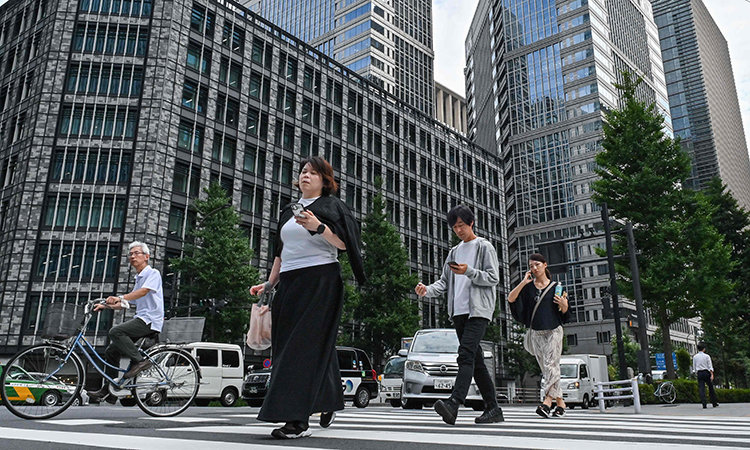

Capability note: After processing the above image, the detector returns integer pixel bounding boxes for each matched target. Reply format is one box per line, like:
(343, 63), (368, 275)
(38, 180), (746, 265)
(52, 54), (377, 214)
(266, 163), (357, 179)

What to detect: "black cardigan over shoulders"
(274, 195), (367, 285)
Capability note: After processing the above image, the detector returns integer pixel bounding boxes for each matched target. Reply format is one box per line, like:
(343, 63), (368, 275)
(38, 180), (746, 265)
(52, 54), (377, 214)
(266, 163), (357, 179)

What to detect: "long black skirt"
(257, 262), (345, 423)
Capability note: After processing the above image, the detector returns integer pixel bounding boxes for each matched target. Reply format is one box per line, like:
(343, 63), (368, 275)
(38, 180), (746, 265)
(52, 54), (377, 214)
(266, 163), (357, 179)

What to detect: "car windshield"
(384, 357), (405, 375)
(560, 364), (578, 378)
(411, 331), (459, 354)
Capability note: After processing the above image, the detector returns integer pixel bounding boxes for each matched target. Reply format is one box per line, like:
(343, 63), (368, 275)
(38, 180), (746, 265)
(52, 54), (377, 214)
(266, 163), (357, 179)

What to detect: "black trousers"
(104, 318), (152, 380)
(697, 370), (718, 406)
(450, 314), (498, 410)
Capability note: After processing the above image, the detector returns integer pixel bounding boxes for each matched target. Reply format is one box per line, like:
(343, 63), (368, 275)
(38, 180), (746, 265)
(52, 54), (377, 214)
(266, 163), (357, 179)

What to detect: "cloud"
(432, 0), (480, 96)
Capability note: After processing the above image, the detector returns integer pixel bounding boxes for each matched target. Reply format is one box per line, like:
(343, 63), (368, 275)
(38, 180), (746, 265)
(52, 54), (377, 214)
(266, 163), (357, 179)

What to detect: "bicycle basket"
(159, 317), (205, 344)
(41, 303), (85, 340)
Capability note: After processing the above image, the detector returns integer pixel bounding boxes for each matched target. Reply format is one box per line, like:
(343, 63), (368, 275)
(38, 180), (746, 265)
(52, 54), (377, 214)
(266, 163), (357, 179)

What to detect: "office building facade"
(467, 0), (699, 358)
(434, 81), (468, 136)
(651, 0), (750, 210)
(243, 0), (435, 115)
(0, 0), (510, 375)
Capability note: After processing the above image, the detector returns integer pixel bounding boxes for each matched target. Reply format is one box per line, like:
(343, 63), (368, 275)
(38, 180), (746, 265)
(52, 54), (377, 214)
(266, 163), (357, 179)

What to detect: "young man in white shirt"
(693, 342), (719, 408)
(88, 241), (164, 403)
(415, 205), (503, 425)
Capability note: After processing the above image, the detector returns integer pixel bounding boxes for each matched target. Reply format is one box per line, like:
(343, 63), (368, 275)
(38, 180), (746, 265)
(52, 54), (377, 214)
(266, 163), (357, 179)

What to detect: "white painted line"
(42, 419), (124, 426)
(0, 427), (312, 450)
(163, 425), (750, 450)
(140, 417), (230, 423)
(321, 415), (750, 435)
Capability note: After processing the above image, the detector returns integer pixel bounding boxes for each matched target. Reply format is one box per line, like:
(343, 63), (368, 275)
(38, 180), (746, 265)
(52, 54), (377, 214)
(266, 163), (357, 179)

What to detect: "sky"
(432, 0), (750, 142)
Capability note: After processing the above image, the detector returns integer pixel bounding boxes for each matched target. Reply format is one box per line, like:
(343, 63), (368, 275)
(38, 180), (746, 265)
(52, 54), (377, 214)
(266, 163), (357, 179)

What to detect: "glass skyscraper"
(467, 0), (699, 357)
(651, 0), (750, 210)
(243, 0), (435, 115)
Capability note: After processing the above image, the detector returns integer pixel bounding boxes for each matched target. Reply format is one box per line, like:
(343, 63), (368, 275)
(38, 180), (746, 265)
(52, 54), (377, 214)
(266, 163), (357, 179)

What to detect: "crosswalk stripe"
(0, 427), (312, 450)
(139, 417), (230, 423)
(163, 425), (750, 450)
(42, 419), (124, 426)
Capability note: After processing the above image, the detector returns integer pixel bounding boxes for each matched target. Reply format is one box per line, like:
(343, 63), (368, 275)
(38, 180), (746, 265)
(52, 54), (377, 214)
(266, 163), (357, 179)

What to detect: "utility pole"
(602, 203), (628, 381)
(626, 222), (651, 380)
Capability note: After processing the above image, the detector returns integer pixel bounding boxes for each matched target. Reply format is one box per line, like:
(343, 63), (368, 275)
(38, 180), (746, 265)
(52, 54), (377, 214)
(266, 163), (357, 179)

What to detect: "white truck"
(557, 354), (608, 409)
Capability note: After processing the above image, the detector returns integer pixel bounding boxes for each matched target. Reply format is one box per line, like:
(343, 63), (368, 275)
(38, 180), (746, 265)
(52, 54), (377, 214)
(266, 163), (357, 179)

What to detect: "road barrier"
(595, 378), (641, 413)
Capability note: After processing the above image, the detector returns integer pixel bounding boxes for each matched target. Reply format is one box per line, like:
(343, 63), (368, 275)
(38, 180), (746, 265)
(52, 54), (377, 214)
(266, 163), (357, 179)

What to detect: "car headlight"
(567, 382), (580, 389)
(404, 360), (425, 373)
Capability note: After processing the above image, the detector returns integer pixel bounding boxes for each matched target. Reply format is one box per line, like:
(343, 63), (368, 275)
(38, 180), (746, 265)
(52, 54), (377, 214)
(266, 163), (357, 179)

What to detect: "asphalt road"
(2, 402), (750, 450)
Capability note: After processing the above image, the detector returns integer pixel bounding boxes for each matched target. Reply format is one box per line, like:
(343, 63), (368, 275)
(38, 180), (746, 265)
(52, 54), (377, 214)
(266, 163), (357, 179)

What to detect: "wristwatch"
(316, 223), (326, 235)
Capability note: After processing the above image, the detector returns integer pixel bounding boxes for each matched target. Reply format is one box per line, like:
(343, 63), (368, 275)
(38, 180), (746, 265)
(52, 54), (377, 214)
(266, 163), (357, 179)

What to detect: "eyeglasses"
(128, 251), (145, 257)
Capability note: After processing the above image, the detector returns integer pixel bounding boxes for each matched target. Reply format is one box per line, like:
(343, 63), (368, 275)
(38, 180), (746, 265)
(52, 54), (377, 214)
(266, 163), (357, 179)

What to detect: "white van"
(184, 342), (244, 407)
(555, 354), (608, 409)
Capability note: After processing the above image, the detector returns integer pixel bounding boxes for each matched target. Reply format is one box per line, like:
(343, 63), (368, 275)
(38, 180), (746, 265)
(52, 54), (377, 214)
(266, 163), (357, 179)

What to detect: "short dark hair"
(697, 342), (706, 352)
(293, 156), (339, 196)
(447, 205), (475, 228)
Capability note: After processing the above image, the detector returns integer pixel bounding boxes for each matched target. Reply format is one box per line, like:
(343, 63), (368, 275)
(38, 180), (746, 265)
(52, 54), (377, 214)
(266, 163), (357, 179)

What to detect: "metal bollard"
(597, 383), (605, 413)
(631, 378), (641, 414)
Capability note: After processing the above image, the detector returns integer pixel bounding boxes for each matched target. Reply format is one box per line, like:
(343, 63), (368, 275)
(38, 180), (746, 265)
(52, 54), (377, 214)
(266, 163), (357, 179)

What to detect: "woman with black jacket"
(508, 253), (569, 418)
(250, 156), (366, 439)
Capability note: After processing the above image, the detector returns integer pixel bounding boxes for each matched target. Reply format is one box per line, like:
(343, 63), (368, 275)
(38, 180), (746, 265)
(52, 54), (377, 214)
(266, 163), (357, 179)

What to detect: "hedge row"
(638, 380), (750, 404)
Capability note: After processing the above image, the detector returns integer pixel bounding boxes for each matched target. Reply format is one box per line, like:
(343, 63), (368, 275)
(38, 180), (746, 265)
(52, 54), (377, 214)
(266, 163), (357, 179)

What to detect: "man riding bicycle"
(88, 241), (164, 404)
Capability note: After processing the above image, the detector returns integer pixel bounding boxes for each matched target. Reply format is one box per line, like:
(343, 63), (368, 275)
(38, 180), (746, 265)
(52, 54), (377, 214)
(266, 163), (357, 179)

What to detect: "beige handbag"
(247, 294), (272, 351)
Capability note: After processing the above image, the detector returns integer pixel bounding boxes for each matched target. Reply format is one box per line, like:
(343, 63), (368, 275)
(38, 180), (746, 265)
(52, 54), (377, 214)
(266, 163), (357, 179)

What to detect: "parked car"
(400, 328), (487, 411)
(184, 342), (243, 407)
(1, 364), (76, 407)
(380, 352), (406, 407)
(241, 346), (379, 408)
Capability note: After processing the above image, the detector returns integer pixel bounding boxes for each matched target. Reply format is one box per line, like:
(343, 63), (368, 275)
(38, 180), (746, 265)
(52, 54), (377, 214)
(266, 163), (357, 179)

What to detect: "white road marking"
(140, 416), (230, 423)
(42, 419), (124, 426)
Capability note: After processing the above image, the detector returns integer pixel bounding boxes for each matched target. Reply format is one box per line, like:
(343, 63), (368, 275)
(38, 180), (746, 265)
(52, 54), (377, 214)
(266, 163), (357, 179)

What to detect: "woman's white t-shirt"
(279, 196), (338, 273)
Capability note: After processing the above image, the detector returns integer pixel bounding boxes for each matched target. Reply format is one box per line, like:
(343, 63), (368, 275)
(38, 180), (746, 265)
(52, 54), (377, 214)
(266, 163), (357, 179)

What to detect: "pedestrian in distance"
(507, 253), (569, 418)
(693, 342), (719, 409)
(415, 205), (504, 425)
(87, 241), (164, 404)
(250, 156), (366, 439)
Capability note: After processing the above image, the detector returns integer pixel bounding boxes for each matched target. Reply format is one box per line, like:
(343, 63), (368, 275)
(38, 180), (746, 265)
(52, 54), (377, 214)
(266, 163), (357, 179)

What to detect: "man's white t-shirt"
(451, 238), (480, 317)
(133, 265), (164, 332)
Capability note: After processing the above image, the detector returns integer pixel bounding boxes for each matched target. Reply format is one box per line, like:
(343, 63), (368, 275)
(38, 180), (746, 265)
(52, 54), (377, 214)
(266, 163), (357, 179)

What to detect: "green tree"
(701, 178), (750, 387)
(592, 72), (734, 379)
(170, 182), (260, 343)
(339, 188), (420, 369)
(675, 348), (691, 379)
(610, 328), (639, 375)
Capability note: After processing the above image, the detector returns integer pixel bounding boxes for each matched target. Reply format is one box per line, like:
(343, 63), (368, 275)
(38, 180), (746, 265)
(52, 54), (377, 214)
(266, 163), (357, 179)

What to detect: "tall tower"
(651, 0), (750, 210)
(466, 0), (703, 357)
(244, 0), (435, 115)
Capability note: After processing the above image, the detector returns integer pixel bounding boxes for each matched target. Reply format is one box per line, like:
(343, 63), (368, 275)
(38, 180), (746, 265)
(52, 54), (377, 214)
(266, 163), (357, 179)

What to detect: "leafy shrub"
(639, 384), (656, 404)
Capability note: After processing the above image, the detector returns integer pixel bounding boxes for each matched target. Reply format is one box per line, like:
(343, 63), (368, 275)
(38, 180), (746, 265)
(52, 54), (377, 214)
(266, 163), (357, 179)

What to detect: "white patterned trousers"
(530, 325), (564, 399)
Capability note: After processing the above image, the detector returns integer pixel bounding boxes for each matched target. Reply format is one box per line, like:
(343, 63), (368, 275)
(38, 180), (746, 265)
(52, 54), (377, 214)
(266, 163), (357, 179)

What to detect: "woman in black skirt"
(250, 156), (365, 439)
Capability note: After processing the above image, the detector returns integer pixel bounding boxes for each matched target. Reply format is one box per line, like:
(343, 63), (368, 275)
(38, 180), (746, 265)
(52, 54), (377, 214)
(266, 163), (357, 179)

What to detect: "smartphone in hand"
(448, 261), (459, 268)
(291, 203), (306, 218)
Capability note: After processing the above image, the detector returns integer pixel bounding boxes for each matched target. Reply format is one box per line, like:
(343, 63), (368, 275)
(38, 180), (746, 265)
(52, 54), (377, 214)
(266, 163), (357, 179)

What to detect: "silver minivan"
(401, 328), (486, 410)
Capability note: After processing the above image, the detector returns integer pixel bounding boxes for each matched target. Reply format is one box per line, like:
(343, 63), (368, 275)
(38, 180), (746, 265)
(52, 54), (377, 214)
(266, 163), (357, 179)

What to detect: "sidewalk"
(596, 402), (750, 417)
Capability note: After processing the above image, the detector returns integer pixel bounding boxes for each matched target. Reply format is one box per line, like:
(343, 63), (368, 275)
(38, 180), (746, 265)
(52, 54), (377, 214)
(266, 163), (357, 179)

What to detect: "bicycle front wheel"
(662, 382), (676, 404)
(133, 348), (200, 417)
(0, 343), (83, 420)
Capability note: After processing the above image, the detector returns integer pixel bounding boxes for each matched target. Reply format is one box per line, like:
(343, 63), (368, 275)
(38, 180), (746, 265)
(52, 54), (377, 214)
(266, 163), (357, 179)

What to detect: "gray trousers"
(529, 326), (564, 399)
(103, 318), (152, 380)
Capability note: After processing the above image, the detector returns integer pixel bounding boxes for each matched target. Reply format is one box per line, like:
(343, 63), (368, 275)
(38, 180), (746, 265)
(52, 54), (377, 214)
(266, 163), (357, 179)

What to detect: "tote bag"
(247, 294), (272, 351)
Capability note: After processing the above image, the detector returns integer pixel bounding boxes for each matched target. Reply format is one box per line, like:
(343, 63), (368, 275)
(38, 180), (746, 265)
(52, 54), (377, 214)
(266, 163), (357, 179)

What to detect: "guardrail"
(595, 378), (641, 413)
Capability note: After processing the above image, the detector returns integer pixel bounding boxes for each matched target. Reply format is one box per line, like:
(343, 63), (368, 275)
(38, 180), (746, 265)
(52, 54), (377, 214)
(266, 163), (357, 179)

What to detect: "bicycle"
(0, 299), (200, 420)
(653, 380), (676, 404)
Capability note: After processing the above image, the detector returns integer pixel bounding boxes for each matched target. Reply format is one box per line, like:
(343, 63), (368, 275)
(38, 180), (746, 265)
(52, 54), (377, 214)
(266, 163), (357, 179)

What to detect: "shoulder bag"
(523, 281), (557, 355)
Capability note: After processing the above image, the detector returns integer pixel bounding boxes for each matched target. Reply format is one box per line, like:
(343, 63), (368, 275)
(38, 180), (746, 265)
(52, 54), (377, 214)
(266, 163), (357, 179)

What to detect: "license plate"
(434, 379), (454, 390)
(249, 387), (258, 394)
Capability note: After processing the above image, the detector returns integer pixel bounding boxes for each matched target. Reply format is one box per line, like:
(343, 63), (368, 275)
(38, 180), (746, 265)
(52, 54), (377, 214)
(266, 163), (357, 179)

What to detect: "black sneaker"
(434, 398), (459, 425)
(536, 404), (551, 418)
(552, 406), (566, 417)
(475, 407), (505, 423)
(320, 411), (336, 428)
(713, 403), (719, 408)
(271, 422), (311, 439)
